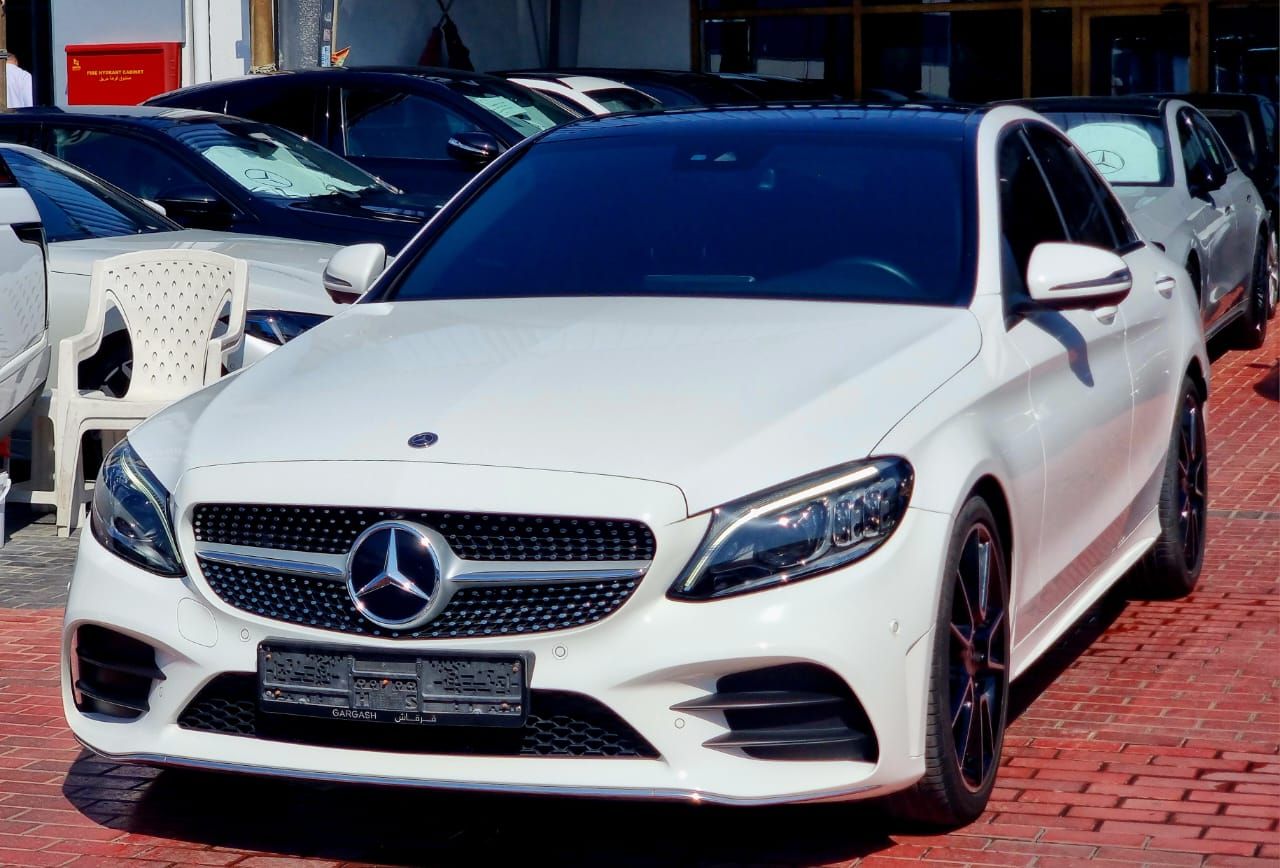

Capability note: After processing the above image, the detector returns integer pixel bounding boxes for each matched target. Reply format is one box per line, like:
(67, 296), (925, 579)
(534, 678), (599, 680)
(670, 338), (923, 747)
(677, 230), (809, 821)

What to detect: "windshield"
(590, 88), (662, 114)
(3, 147), (178, 243)
(383, 128), (974, 306)
(1041, 112), (1172, 186)
(442, 78), (577, 136)
(167, 120), (384, 200)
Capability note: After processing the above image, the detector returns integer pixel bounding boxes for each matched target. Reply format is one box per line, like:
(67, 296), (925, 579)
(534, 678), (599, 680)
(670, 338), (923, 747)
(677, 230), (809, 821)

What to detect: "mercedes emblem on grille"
(407, 431), (439, 448)
(346, 521), (442, 629)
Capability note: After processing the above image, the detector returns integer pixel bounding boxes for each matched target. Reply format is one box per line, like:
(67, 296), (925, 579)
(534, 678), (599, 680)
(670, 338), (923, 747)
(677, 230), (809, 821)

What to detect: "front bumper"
(62, 464), (950, 806)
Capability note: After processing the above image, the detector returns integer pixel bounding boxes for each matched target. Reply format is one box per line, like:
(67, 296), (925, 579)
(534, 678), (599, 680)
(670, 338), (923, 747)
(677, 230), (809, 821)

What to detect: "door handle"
(1155, 274), (1177, 298)
(1094, 305), (1119, 324)
(1223, 203), (1236, 215)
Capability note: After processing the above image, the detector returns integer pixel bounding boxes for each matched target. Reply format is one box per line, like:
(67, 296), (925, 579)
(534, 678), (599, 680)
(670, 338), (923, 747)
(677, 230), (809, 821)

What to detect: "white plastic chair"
(53, 250), (248, 535)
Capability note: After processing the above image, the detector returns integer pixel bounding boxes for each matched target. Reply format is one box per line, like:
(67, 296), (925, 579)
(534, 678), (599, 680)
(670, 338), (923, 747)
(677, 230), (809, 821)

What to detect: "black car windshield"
(384, 127), (973, 306)
(167, 120), (385, 199)
(1040, 112), (1172, 186)
(440, 77), (578, 136)
(3, 147), (179, 243)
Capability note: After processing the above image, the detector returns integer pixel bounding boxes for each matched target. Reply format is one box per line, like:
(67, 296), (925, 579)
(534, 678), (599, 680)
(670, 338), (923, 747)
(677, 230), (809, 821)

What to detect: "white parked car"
(0, 156), (47, 438)
(0, 144), (355, 395)
(504, 74), (662, 116)
(1021, 97), (1273, 347)
(63, 106), (1208, 825)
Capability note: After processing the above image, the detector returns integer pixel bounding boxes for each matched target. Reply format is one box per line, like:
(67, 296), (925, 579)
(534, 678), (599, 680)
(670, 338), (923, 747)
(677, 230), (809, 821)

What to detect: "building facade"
(18, 0), (1279, 107)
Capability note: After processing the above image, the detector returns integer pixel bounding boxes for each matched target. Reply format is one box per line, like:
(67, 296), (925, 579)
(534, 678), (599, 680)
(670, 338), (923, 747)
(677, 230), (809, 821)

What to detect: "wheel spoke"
(955, 568), (978, 634)
(950, 621), (973, 647)
(952, 677), (975, 731)
(976, 541), (991, 622)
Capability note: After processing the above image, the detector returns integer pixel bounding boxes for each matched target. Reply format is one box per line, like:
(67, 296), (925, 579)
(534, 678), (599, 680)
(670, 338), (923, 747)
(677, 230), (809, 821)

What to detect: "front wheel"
(886, 496), (1010, 827)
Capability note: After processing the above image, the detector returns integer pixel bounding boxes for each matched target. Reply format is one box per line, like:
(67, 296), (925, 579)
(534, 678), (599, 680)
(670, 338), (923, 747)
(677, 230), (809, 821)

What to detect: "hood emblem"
(408, 432), (439, 448)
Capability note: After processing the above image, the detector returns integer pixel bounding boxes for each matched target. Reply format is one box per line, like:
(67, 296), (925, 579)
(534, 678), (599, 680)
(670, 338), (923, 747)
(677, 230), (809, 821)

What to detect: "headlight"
(244, 310), (330, 345)
(90, 441), (183, 577)
(669, 458), (913, 601)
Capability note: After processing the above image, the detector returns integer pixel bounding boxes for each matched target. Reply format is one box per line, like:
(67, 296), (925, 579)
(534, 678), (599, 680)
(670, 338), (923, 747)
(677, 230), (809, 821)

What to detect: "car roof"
(0, 105), (229, 126)
(538, 104), (981, 144)
(1142, 92), (1271, 111)
(1010, 96), (1170, 117)
(148, 66), (515, 102)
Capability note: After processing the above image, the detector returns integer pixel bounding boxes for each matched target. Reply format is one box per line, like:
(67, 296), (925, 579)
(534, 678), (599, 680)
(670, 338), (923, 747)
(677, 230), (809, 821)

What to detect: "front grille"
(199, 559), (642, 639)
(180, 674), (659, 758)
(193, 503), (656, 561)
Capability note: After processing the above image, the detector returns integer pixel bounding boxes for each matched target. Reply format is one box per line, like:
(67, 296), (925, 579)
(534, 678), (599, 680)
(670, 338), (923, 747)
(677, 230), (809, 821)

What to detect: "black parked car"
(0, 107), (441, 252)
(147, 67), (577, 197)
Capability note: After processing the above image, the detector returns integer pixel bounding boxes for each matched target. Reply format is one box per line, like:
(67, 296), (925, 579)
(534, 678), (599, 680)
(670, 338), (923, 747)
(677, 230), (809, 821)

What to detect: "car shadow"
(63, 751), (901, 866)
(1250, 361), (1278, 402)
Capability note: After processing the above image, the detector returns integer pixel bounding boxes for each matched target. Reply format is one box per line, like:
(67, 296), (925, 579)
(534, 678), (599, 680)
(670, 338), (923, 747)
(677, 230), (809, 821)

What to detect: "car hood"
(132, 297), (982, 514)
(47, 230), (343, 316)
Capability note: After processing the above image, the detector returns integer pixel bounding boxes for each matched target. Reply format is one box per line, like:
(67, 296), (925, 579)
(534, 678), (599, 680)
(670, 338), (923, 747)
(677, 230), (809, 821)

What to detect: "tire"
(1266, 231), (1277, 321)
(1130, 377), (1207, 599)
(1235, 238), (1269, 349)
(886, 496), (1010, 827)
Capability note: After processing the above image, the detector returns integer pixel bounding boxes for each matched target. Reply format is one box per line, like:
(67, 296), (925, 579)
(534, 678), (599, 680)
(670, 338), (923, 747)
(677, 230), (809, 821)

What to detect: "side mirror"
(323, 243), (387, 304)
(447, 131), (503, 167)
(1026, 242), (1132, 310)
(1187, 162), (1225, 199)
(154, 185), (234, 228)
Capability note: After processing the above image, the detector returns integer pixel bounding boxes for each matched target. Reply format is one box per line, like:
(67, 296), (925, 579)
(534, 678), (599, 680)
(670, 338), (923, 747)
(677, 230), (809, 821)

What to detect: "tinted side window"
(225, 83), (323, 143)
(342, 88), (479, 160)
(1189, 110), (1234, 172)
(0, 123), (41, 147)
(998, 129), (1068, 289)
(1024, 124), (1117, 249)
(48, 127), (206, 201)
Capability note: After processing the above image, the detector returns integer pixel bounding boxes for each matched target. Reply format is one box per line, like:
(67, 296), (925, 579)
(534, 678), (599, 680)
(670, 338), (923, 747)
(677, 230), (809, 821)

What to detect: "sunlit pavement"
(0, 327), (1275, 867)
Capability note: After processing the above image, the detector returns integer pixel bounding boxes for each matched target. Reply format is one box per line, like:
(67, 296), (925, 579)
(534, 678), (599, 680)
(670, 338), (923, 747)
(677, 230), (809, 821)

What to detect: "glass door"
(1084, 7), (1197, 95)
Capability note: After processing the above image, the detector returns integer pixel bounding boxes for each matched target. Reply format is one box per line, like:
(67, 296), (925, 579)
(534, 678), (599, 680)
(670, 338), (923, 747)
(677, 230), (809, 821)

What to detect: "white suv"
(0, 156), (47, 439)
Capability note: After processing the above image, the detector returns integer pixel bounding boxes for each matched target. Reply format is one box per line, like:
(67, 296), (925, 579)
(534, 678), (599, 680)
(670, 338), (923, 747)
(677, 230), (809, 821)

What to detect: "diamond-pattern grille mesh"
(179, 674), (659, 758)
(192, 504), (656, 561)
(198, 559), (642, 640)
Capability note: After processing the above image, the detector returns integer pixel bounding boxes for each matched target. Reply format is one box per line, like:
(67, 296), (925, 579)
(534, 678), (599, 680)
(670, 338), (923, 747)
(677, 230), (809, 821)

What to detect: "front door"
(1084, 7), (1198, 95)
(997, 123), (1136, 639)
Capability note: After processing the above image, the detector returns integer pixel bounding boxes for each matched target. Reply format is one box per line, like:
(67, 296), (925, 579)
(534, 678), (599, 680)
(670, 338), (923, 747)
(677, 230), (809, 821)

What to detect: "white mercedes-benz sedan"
(62, 105), (1209, 825)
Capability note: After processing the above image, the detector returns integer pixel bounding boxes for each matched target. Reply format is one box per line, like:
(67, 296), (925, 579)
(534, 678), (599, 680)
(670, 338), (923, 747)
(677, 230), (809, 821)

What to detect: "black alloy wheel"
(948, 524), (1009, 793)
(887, 496), (1010, 827)
(1237, 239), (1269, 349)
(1175, 390), (1208, 573)
(1131, 376), (1207, 599)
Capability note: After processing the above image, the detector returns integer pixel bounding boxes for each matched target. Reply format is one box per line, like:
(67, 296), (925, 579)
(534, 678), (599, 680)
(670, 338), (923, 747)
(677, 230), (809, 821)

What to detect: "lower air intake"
(180, 674), (659, 759)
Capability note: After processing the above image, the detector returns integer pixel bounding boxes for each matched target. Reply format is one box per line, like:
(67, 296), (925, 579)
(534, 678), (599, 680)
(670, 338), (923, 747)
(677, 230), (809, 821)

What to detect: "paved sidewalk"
(0, 330), (1275, 866)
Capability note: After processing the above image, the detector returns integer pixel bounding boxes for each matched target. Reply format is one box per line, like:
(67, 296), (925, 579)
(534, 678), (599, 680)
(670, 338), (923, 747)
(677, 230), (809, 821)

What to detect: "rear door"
(336, 84), (484, 197)
(0, 152), (48, 435)
(1175, 107), (1239, 330)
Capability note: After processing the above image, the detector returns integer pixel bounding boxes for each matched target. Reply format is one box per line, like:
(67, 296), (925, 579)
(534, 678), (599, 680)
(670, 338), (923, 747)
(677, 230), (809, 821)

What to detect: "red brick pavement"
(0, 332), (1274, 866)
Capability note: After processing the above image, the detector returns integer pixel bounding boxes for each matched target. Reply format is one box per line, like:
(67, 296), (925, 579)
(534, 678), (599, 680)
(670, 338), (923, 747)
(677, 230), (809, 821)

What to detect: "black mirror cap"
(1188, 163), (1226, 199)
(447, 132), (503, 166)
(154, 185), (234, 228)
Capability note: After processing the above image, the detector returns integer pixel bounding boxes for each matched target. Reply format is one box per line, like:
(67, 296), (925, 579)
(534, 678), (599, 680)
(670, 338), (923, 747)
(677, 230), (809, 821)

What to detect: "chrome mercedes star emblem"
(345, 521), (441, 629)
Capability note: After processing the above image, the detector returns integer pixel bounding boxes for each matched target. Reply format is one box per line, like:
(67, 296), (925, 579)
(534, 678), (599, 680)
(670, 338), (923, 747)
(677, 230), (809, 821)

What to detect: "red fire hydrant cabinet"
(65, 42), (182, 105)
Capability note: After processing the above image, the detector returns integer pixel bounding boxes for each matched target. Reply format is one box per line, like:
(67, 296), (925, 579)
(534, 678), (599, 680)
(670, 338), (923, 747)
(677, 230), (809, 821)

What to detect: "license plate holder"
(257, 642), (530, 728)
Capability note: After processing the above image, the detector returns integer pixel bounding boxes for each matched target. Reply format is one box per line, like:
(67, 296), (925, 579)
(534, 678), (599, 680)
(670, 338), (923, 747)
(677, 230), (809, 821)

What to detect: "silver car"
(1020, 96), (1273, 348)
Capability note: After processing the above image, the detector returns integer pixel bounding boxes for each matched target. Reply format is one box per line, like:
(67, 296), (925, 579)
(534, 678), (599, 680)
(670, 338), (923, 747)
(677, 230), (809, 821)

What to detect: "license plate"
(257, 642), (530, 727)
